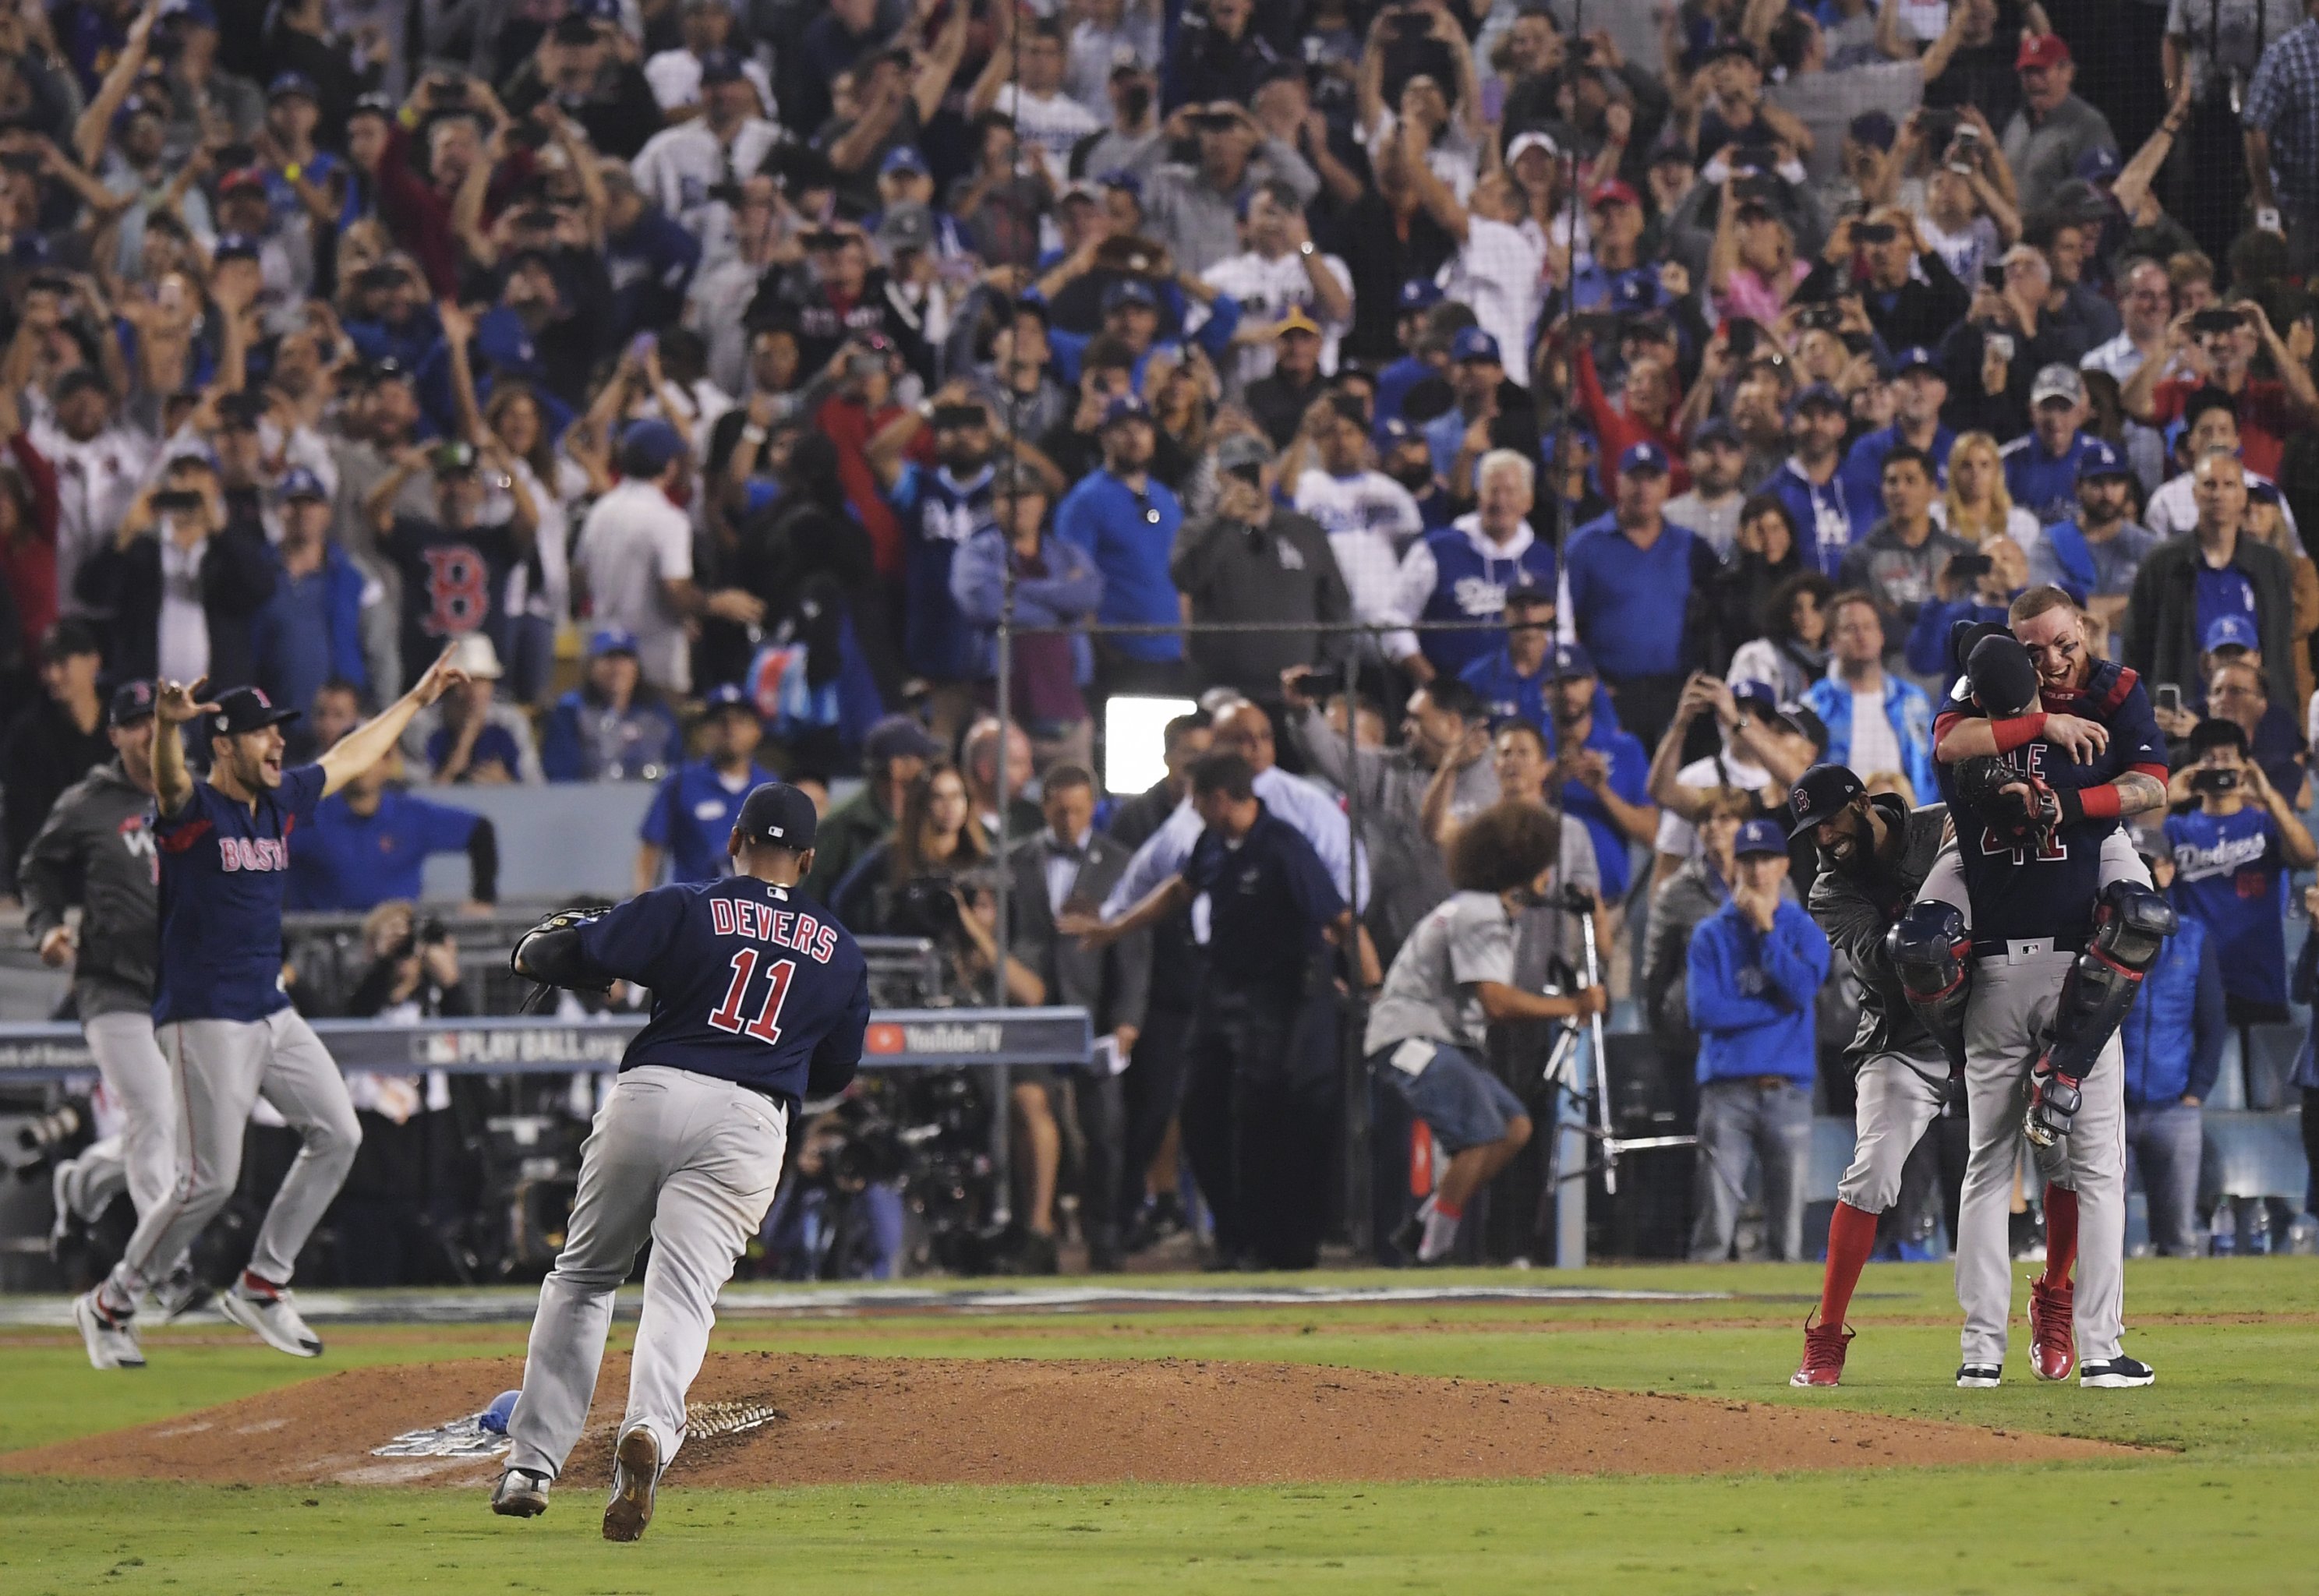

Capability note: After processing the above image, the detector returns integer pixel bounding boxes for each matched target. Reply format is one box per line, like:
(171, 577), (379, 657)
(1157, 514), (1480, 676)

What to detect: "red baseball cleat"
(1791, 1318), (1855, 1387)
(2029, 1276), (2075, 1382)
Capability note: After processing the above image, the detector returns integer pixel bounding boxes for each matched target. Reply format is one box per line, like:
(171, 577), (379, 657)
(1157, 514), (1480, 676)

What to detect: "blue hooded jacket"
(1686, 897), (1829, 1087)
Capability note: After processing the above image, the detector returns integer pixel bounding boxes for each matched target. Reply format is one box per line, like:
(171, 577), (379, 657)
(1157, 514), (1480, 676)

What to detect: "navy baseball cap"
(1504, 574), (1554, 607)
(208, 685), (299, 736)
(2077, 146), (2123, 185)
(864, 713), (940, 764)
(1378, 415), (1417, 443)
(881, 145), (928, 176)
(2076, 438), (2130, 482)
(39, 617), (100, 662)
(1891, 344), (1939, 376)
(1095, 168), (1143, 200)
(1101, 394), (1153, 427)
(268, 70), (319, 102)
(2203, 613), (2259, 654)
(1398, 278), (1444, 312)
(1848, 110), (1897, 152)
(697, 48), (747, 86)
(589, 626), (640, 659)
(1786, 764), (1865, 837)
(213, 233), (261, 263)
(1690, 416), (1742, 450)
(618, 418), (685, 476)
(1610, 274), (1662, 316)
(1619, 440), (1670, 476)
(1734, 816), (1789, 857)
(734, 782), (818, 852)
(1451, 327), (1503, 364)
(1101, 278), (1158, 313)
(1788, 380), (1847, 418)
(431, 440), (480, 476)
(1966, 632), (2041, 716)
(2253, 478), (2284, 506)
(700, 682), (757, 720)
(109, 679), (157, 726)
(276, 467), (328, 503)
(1547, 641), (1596, 680)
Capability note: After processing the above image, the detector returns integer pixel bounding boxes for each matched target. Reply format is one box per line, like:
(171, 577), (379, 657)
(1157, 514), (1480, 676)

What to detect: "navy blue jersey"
(1934, 660), (2169, 948)
(2165, 807), (2289, 1010)
(577, 877), (871, 1101)
(891, 461), (997, 683)
(153, 764), (323, 1025)
(1184, 807), (1347, 996)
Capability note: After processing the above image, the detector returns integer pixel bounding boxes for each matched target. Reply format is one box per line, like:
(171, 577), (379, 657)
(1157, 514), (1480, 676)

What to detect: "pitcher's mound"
(2, 1354), (2131, 1488)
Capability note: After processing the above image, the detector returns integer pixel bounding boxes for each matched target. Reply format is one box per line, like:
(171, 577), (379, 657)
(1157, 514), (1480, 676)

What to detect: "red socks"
(2041, 1185), (2078, 1285)
(1816, 1202), (1880, 1326)
(1433, 1195), (1463, 1222)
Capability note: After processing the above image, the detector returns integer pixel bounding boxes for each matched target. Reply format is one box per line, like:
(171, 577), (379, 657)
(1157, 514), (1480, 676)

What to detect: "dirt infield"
(2, 1354), (2133, 1489)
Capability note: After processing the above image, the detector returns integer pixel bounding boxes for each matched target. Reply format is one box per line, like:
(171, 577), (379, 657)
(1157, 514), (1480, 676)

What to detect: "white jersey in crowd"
(1363, 890), (1517, 1056)
(1293, 467), (1424, 637)
(31, 418), (154, 615)
(631, 117), (788, 261)
(644, 48), (777, 118)
(574, 478), (696, 694)
(2145, 468), (2297, 540)
(990, 83), (1105, 166)
(1382, 514), (1542, 662)
(1200, 247), (1353, 390)
(1437, 215), (1544, 388)
(1653, 750), (1776, 862)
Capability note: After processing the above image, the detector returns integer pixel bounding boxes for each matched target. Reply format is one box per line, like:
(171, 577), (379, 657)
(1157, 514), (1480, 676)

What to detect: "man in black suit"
(1009, 764), (1151, 1272)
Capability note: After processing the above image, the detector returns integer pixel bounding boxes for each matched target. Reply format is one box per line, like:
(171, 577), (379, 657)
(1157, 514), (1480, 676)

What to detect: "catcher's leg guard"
(2025, 880), (2178, 1147)
(1886, 901), (1973, 1073)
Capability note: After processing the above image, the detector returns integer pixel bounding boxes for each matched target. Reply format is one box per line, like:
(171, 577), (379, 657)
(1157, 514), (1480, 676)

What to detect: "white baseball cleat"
(602, 1425), (661, 1543)
(152, 1262), (214, 1322)
(492, 1468), (551, 1518)
(72, 1289), (145, 1371)
(2079, 1356), (2156, 1389)
(1955, 1363), (2002, 1389)
(217, 1279), (322, 1358)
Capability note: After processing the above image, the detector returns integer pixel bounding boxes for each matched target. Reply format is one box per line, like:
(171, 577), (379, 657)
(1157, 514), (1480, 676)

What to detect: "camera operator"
(334, 899), (479, 1287)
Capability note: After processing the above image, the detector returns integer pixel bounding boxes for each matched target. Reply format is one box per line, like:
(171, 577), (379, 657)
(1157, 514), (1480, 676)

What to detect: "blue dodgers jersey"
(641, 759), (781, 884)
(153, 764), (324, 1025)
(1933, 661), (2168, 948)
(2165, 808), (2289, 1009)
(578, 877), (871, 1100)
(892, 461), (996, 682)
(288, 789), (478, 911)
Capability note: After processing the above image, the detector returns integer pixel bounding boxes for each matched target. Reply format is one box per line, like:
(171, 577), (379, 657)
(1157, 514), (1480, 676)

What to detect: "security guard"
(633, 684), (780, 893)
(1073, 750), (1373, 1269)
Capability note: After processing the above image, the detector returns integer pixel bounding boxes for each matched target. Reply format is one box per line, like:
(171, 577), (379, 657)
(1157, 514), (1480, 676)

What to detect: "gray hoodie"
(19, 760), (158, 1018)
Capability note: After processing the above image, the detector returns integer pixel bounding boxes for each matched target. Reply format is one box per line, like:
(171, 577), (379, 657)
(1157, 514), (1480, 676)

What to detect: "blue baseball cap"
(1891, 344), (1939, 376)
(734, 782), (818, 851)
(2202, 613), (2260, 654)
(275, 467), (327, 503)
(697, 48), (747, 86)
(1732, 679), (1781, 719)
(1378, 415), (1417, 443)
(1690, 416), (1742, 450)
(213, 233), (260, 263)
(1618, 440), (1670, 476)
(617, 418), (685, 477)
(1101, 277), (1158, 313)
(267, 71), (320, 103)
(1101, 394), (1153, 427)
(2252, 478), (2283, 506)
(1096, 168), (1143, 200)
(880, 145), (928, 176)
(1398, 278), (1444, 312)
(1734, 816), (1790, 857)
(567, 0), (621, 19)
(1848, 110), (1897, 152)
(2077, 146), (2123, 185)
(1451, 327), (1502, 364)
(700, 681), (758, 719)
(1547, 641), (1596, 681)
(589, 626), (640, 659)
(1610, 274), (1662, 316)
(162, 0), (219, 28)
(2076, 438), (2130, 482)
(1788, 381), (1847, 418)
(1504, 573), (1554, 608)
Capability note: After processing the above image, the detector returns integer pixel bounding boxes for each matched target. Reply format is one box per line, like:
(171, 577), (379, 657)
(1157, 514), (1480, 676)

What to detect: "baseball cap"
(267, 70), (319, 103)
(447, 632), (504, 680)
(216, 166), (267, 196)
(1378, 415), (1417, 444)
(1786, 764), (1865, 837)
(207, 685), (299, 736)
(349, 91), (396, 122)
(1101, 278), (1159, 314)
(1214, 432), (1274, 473)
(2252, 478), (2283, 506)
(365, 355), (413, 388)
(108, 679), (157, 727)
(212, 233), (261, 263)
(1547, 641), (1596, 681)
(734, 782), (819, 852)
(696, 48), (747, 86)
(880, 145), (928, 177)
(40, 617), (101, 662)
(1095, 168), (1143, 200)
(1619, 440), (1670, 476)
(864, 712), (941, 765)
(589, 626), (641, 659)
(1788, 380), (1847, 418)
(1690, 416), (1742, 450)
(617, 418), (685, 477)
(1504, 573), (1554, 608)
(276, 467), (328, 503)
(1847, 111), (1897, 153)
(1101, 394), (1153, 427)
(1589, 179), (1642, 211)
(1731, 680), (1782, 722)
(1275, 307), (1322, 341)
(1966, 632), (2041, 716)
(1734, 816), (1789, 858)
(1609, 274), (1662, 317)
(2031, 363), (2085, 407)
(1451, 327), (1503, 364)
(161, 0), (219, 28)
(431, 440), (480, 476)
(2077, 146), (2123, 185)
(2076, 438), (2130, 482)
(1505, 130), (1561, 165)
(1890, 344), (1940, 376)
(2016, 33), (2070, 71)
(699, 681), (758, 719)
(1397, 278), (1444, 312)
(2203, 613), (2260, 654)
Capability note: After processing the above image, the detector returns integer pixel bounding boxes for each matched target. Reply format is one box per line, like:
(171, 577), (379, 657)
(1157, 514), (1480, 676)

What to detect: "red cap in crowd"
(2016, 34), (2070, 71)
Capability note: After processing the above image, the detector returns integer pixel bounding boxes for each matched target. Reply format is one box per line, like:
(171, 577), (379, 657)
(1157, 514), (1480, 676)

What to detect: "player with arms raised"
(490, 783), (870, 1543)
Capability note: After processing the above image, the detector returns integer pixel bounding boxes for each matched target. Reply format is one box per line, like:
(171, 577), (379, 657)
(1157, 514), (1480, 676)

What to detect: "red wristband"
(2076, 783), (2122, 821)
(1990, 712), (2047, 753)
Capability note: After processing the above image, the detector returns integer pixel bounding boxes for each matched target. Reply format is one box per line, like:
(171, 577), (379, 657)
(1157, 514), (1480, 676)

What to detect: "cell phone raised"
(151, 489), (205, 514)
(1297, 666), (1348, 697)
(2154, 683), (2183, 717)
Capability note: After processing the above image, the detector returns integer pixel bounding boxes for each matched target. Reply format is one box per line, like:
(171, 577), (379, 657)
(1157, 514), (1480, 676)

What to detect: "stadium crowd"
(10, 0), (2319, 1277)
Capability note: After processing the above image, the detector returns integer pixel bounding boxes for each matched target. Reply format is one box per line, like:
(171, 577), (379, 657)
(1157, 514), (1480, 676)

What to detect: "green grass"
(5, 1260), (2318, 1594)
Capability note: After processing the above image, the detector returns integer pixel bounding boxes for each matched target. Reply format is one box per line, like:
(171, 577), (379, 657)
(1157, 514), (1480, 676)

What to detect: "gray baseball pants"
(102, 1010), (360, 1305)
(1836, 1051), (1950, 1214)
(507, 1066), (790, 1482)
(62, 1012), (179, 1222)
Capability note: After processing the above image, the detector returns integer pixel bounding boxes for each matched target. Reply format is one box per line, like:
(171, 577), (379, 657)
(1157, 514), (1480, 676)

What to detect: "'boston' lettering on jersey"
(708, 896), (839, 962)
(219, 837), (292, 873)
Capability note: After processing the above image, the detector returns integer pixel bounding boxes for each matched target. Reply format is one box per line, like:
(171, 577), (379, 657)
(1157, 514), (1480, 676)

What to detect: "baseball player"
(20, 680), (205, 1316)
(1900, 604), (2171, 1389)
(69, 648), (469, 1372)
(1786, 762), (1960, 1387)
(489, 783), (869, 1543)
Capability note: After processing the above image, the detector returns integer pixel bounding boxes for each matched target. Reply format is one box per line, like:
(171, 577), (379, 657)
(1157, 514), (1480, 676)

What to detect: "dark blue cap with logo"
(1788, 380), (1847, 418)
(109, 678), (157, 726)
(1101, 277), (1158, 313)
(589, 626), (640, 659)
(1619, 440), (1670, 476)
(208, 684), (300, 736)
(1787, 763), (1865, 837)
(698, 48), (747, 85)
(700, 681), (758, 719)
(1734, 816), (1790, 857)
(1732, 679), (1781, 719)
(1547, 641), (1596, 680)
(2076, 438), (2130, 482)
(881, 144), (928, 176)
(1398, 278), (1444, 312)
(276, 467), (328, 502)
(268, 71), (319, 102)
(1096, 168), (1143, 199)
(735, 782), (818, 851)
(1610, 274), (1662, 316)
(1890, 344), (1939, 376)
(1101, 394), (1153, 427)
(1451, 327), (1502, 364)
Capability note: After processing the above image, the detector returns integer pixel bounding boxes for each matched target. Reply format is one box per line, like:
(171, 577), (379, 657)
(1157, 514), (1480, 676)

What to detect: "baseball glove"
(510, 906), (610, 1004)
(1950, 756), (2056, 846)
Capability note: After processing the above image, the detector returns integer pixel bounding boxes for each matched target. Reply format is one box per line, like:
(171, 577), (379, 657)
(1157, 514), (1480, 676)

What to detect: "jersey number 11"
(708, 949), (797, 1046)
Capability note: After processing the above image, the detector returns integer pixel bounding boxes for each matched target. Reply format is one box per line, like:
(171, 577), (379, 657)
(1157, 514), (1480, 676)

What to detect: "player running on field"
(1786, 763), (1967, 1387)
(70, 648), (470, 1372)
(490, 783), (870, 1543)
(1908, 603), (2172, 1389)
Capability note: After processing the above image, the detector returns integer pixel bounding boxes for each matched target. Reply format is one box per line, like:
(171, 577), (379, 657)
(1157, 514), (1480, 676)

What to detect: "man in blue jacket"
(249, 469), (380, 740)
(1687, 816), (1831, 1262)
(2120, 828), (2224, 1258)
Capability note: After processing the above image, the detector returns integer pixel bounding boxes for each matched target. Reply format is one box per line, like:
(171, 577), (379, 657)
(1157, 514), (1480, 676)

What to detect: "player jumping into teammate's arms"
(490, 783), (869, 1542)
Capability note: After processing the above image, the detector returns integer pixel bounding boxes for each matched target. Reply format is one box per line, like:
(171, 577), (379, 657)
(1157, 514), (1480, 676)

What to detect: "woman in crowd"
(1727, 569), (1832, 705)
(1711, 196), (1807, 328)
(1939, 429), (2038, 547)
(1705, 495), (1806, 679)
